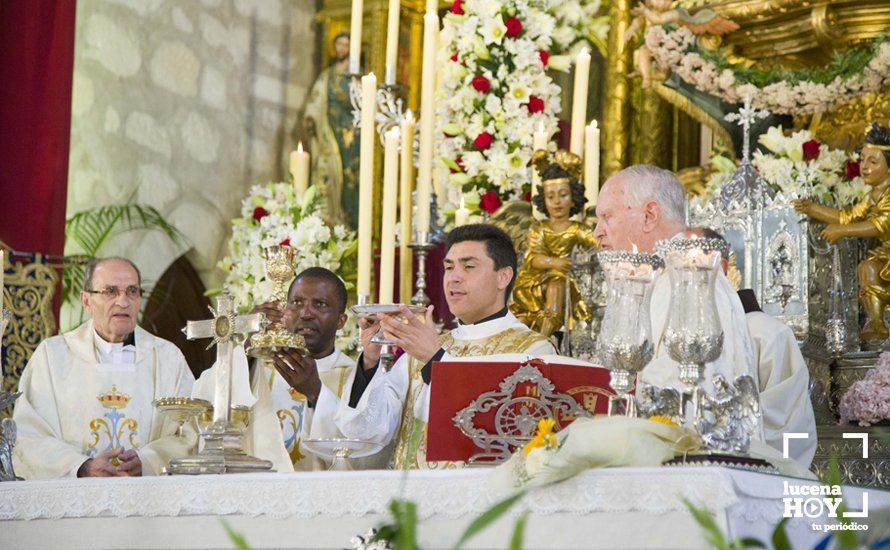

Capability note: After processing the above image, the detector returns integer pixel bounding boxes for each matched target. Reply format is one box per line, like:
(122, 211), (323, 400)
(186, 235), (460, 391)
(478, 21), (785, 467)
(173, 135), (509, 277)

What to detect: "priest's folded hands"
(377, 305), (439, 365)
(76, 448), (141, 477)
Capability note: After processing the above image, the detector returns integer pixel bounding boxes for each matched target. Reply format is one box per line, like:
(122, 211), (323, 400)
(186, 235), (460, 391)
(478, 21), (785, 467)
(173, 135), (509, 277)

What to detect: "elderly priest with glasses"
(12, 257), (195, 479)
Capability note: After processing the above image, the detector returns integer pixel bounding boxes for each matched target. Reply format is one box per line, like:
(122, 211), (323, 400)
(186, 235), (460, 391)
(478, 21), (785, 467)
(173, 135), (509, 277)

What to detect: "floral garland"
(645, 25), (890, 116)
(699, 126), (869, 208)
(436, 0), (608, 220)
(218, 183), (360, 353)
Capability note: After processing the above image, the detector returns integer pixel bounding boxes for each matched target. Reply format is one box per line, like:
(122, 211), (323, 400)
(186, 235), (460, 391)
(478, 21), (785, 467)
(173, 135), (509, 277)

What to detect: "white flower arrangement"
(218, 183), (361, 353)
(436, 0), (608, 217)
(645, 25), (890, 116)
(700, 126), (870, 208)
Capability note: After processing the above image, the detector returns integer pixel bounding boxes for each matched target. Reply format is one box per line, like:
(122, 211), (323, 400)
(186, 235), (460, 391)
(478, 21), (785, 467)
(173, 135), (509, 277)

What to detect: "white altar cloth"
(0, 467), (885, 549)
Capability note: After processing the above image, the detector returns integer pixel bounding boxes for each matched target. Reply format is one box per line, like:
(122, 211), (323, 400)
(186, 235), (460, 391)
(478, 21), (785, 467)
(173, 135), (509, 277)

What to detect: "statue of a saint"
(794, 123), (890, 340)
(303, 32), (361, 228)
(510, 150), (600, 337)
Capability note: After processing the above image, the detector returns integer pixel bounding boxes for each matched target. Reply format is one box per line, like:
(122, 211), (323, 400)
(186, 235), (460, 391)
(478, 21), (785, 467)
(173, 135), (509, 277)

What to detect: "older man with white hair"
(594, 165), (759, 408)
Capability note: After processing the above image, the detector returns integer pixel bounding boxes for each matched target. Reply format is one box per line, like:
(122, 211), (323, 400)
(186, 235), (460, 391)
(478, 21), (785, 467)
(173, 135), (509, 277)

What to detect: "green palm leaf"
(66, 204), (184, 256)
(62, 204), (187, 308)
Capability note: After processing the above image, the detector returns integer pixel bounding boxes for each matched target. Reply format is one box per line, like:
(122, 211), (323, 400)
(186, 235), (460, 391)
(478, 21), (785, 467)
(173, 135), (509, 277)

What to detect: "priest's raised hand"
(270, 348), (322, 407)
(251, 301), (285, 326)
(378, 305), (439, 364)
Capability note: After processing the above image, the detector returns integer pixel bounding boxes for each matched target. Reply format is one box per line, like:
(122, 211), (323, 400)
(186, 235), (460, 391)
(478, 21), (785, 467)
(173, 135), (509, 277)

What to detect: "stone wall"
(65, 0), (316, 328)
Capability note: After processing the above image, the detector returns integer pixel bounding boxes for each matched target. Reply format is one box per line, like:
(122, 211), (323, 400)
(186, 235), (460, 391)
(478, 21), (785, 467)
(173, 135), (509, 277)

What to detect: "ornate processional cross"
(169, 293), (272, 474)
(724, 94), (770, 163)
(182, 294), (265, 425)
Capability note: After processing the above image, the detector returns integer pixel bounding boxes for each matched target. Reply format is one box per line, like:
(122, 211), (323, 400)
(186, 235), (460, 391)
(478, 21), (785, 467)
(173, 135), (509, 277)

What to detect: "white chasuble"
(747, 311), (817, 468)
(251, 348), (355, 470)
(12, 321), (195, 479)
(334, 312), (555, 470)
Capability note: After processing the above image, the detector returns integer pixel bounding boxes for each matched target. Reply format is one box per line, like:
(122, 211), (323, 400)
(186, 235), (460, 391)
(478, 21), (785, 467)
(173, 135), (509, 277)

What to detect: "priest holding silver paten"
(337, 224), (556, 469)
(12, 258), (195, 479)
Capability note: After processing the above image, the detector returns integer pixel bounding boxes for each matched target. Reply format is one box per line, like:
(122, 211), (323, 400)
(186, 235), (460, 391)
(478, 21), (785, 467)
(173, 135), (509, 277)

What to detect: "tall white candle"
(357, 72), (377, 298)
(349, 0), (364, 74)
(584, 120), (600, 206)
(570, 48), (591, 156)
(455, 196), (471, 227)
(531, 122), (547, 201)
(384, 0), (401, 85)
(290, 142), (310, 201)
(415, 9), (439, 234)
(379, 127), (400, 304)
(399, 111), (415, 303)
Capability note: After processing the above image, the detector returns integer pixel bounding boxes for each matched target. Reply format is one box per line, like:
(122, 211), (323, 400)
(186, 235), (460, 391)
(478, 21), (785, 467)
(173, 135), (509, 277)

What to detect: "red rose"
(473, 132), (493, 150)
(472, 75), (491, 93)
(845, 160), (861, 180)
(451, 0), (463, 14)
(252, 206), (269, 221)
(527, 96), (544, 113)
(522, 191), (532, 202)
(538, 50), (549, 66)
(279, 238), (291, 246)
(480, 191), (502, 214)
(504, 17), (522, 37)
(802, 140), (821, 162)
(450, 53), (459, 62)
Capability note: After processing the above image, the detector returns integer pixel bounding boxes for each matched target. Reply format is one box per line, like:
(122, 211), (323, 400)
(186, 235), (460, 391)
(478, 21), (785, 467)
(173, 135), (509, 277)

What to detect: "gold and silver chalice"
(247, 245), (308, 358)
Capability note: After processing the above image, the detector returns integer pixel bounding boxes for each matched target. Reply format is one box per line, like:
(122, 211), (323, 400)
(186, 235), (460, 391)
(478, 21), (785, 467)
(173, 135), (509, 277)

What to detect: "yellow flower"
(523, 418), (557, 455)
(648, 415), (678, 427)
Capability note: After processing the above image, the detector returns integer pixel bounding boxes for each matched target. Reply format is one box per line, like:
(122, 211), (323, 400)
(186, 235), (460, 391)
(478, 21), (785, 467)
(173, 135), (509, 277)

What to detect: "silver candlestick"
(657, 237), (727, 430)
(409, 231), (436, 307)
(0, 310), (21, 482)
(596, 251), (663, 417)
(348, 74), (408, 145)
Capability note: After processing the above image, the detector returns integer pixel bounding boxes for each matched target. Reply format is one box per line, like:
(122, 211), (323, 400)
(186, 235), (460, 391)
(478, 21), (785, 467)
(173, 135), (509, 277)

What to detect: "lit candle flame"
(297, 141), (304, 153)
(631, 243), (638, 253)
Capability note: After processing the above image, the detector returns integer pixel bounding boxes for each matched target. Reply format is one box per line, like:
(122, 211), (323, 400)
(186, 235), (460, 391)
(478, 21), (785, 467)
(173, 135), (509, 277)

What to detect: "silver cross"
(183, 294), (265, 424)
(724, 94), (770, 163)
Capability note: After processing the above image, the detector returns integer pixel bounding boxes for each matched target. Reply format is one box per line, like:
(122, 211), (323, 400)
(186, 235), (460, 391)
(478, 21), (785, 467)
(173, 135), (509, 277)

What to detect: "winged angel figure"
(624, 0), (740, 88)
(490, 151), (599, 337)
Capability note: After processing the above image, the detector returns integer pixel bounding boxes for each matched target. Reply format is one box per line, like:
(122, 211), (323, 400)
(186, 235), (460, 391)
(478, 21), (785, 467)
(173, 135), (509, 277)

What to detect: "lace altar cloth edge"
(0, 466), (868, 522)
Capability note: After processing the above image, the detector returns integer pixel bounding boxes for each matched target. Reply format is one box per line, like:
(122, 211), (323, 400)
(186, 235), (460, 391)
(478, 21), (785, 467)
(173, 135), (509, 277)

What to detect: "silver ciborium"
(657, 237), (727, 430)
(596, 250), (663, 417)
(247, 246), (307, 358)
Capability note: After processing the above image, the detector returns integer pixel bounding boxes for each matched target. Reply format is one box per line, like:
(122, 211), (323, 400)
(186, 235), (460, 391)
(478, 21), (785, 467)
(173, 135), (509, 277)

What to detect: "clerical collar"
(458, 306), (509, 326)
(94, 329), (136, 350)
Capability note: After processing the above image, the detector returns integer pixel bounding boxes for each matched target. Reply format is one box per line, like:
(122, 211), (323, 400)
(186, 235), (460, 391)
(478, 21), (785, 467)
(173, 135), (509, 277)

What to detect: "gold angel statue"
(793, 123), (890, 340)
(509, 150), (599, 337)
(624, 0), (740, 88)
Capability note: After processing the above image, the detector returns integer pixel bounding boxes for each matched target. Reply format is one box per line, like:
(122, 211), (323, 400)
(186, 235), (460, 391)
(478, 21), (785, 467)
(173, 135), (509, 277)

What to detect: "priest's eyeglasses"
(84, 286), (144, 299)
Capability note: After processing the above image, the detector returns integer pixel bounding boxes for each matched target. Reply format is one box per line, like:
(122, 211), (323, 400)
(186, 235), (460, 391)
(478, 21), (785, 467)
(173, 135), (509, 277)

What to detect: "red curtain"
(0, 0), (76, 256)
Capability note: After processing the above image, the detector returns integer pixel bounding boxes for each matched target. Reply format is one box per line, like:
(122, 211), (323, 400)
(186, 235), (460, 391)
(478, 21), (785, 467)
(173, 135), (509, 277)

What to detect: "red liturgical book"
(426, 357), (615, 462)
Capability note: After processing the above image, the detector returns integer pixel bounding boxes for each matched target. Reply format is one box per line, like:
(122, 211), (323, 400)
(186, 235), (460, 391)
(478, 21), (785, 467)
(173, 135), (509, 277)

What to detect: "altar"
(1, 467), (886, 549)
